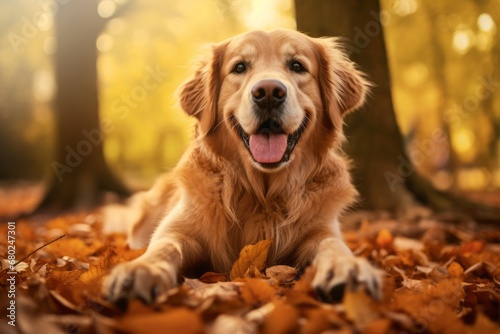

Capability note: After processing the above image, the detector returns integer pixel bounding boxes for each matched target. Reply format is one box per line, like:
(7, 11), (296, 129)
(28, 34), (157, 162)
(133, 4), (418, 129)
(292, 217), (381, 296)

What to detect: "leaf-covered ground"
(0, 188), (499, 333)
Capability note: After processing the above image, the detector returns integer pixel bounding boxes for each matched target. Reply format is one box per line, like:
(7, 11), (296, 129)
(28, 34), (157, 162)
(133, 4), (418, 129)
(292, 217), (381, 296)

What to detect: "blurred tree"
(36, 0), (129, 212)
(294, 0), (499, 218)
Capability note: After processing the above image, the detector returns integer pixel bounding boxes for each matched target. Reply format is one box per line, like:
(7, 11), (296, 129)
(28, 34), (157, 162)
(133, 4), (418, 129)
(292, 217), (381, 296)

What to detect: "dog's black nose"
(251, 80), (287, 110)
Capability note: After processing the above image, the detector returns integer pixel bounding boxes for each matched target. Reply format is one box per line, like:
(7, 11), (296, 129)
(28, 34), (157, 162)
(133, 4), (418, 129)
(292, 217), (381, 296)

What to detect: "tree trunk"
(36, 0), (129, 212)
(295, 0), (418, 210)
(294, 0), (499, 220)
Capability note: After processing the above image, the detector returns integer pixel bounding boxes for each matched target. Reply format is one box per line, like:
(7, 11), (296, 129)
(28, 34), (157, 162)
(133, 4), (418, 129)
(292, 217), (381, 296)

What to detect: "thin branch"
(14, 234), (66, 267)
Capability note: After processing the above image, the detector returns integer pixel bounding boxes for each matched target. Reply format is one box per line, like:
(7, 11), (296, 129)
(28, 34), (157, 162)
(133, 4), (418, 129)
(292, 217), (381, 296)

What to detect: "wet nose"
(251, 80), (287, 110)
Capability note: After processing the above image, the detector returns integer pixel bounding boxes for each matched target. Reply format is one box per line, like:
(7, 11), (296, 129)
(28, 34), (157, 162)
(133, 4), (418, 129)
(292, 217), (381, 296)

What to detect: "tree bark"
(294, 0), (500, 220)
(36, 0), (129, 212)
(295, 0), (418, 210)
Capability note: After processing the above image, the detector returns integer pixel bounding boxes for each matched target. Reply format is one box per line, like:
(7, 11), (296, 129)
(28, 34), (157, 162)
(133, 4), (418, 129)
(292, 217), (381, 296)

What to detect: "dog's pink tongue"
(249, 133), (287, 163)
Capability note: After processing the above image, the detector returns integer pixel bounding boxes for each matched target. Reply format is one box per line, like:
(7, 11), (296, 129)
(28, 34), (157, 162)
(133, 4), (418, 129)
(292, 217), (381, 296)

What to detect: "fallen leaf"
(230, 240), (271, 281)
(189, 281), (242, 302)
(301, 307), (345, 334)
(293, 266), (315, 294)
(49, 290), (80, 313)
(285, 290), (321, 308)
(376, 228), (393, 249)
(362, 318), (391, 334)
(460, 240), (485, 254)
(262, 302), (299, 334)
(199, 272), (228, 283)
(244, 302), (276, 327)
(265, 265), (297, 286)
(463, 261), (498, 277)
(393, 237), (424, 252)
(344, 288), (379, 328)
(241, 278), (277, 306)
(244, 265), (266, 279)
(210, 314), (255, 334)
(118, 308), (203, 334)
(14, 261), (29, 272)
(48, 238), (102, 260)
(79, 257), (109, 285)
(447, 261), (464, 277)
(468, 312), (500, 331)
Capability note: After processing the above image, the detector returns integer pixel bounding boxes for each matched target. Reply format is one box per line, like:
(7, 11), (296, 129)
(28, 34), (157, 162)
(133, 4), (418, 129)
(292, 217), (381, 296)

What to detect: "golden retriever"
(103, 29), (382, 308)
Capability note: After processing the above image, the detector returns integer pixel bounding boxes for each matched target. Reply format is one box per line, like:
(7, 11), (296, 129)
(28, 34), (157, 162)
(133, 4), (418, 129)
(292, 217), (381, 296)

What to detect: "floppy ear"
(178, 43), (225, 137)
(315, 37), (370, 131)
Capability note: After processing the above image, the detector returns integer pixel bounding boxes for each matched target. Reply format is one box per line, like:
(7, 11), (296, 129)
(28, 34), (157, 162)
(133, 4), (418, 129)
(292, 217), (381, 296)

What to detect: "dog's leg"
(102, 203), (200, 310)
(103, 239), (181, 310)
(309, 225), (382, 302)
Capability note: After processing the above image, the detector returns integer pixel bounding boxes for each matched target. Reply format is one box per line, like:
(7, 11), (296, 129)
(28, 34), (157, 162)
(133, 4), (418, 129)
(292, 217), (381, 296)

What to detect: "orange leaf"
(460, 240), (485, 254)
(362, 318), (392, 334)
(230, 240), (272, 281)
(344, 289), (379, 327)
(48, 237), (104, 260)
(118, 308), (203, 334)
(199, 272), (228, 283)
(376, 228), (393, 249)
(262, 302), (299, 334)
(244, 265), (266, 279)
(447, 261), (464, 277)
(47, 269), (85, 289)
(344, 287), (379, 328)
(293, 266), (316, 294)
(241, 278), (277, 305)
(301, 308), (344, 333)
(265, 265), (297, 286)
(79, 256), (110, 285)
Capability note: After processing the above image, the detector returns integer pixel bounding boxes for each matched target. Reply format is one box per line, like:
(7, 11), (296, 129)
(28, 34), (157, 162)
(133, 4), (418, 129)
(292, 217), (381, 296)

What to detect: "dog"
(103, 29), (382, 307)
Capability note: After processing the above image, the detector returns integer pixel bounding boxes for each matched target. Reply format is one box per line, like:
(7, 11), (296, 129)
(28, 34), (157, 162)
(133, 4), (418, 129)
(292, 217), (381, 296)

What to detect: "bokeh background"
(1, 0), (499, 193)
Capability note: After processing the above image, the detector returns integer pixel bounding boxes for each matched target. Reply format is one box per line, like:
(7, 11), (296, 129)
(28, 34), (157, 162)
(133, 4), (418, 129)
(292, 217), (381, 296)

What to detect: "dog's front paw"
(103, 259), (178, 311)
(311, 256), (382, 303)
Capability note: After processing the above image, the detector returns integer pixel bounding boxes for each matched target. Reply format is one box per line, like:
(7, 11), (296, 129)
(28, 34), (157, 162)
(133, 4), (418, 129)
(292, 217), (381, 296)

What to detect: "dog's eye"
(290, 61), (306, 73)
(232, 62), (247, 74)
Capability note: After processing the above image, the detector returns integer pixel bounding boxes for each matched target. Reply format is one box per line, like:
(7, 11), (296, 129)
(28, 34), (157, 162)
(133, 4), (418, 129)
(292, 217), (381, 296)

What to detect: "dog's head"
(179, 29), (369, 172)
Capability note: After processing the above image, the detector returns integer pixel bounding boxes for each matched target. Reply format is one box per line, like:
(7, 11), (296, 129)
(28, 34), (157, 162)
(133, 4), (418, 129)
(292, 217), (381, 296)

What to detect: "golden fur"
(103, 29), (381, 305)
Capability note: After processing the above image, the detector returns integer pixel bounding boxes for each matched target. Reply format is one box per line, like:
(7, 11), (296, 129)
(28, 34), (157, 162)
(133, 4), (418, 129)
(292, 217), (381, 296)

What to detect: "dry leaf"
(362, 318), (391, 334)
(460, 240), (485, 254)
(393, 236), (424, 252)
(199, 271), (228, 283)
(48, 238), (102, 260)
(262, 302), (299, 334)
(463, 261), (498, 276)
(285, 290), (321, 308)
(301, 308), (345, 334)
(244, 302), (276, 327)
(230, 240), (272, 281)
(3, 195), (500, 334)
(241, 278), (277, 306)
(79, 258), (109, 285)
(265, 265), (297, 286)
(447, 261), (464, 277)
(118, 308), (203, 334)
(244, 265), (266, 279)
(293, 266), (315, 294)
(469, 313), (500, 332)
(344, 289), (379, 328)
(210, 314), (255, 334)
(189, 281), (242, 302)
(49, 290), (80, 312)
(376, 228), (393, 249)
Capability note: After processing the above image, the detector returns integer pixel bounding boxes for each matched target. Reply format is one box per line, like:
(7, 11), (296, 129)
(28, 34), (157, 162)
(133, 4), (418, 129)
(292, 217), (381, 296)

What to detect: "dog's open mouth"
(233, 117), (308, 168)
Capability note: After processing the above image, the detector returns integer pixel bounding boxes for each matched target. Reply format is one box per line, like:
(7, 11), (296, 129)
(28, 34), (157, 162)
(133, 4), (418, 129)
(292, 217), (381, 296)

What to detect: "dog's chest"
(227, 192), (305, 249)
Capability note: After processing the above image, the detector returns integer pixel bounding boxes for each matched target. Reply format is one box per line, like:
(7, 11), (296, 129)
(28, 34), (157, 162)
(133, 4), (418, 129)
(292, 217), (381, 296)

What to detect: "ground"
(0, 183), (499, 334)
